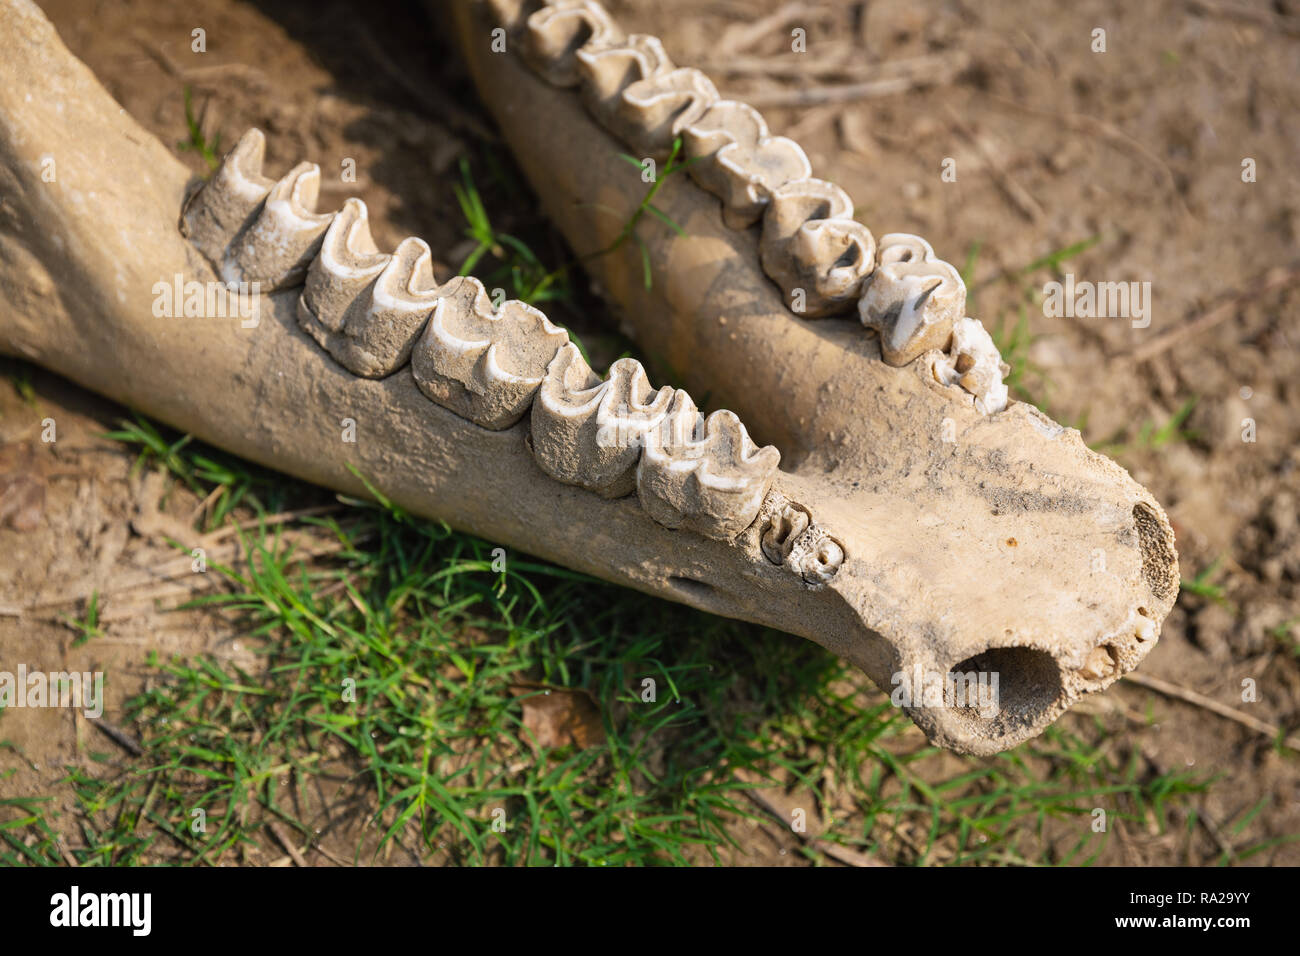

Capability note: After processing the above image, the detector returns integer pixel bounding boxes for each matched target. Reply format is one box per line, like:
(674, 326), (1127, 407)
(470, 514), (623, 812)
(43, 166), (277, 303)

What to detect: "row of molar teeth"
(531, 343), (780, 539)
(525, 1), (719, 158)
(182, 124), (794, 545)
(517, 2), (875, 315)
(501, 2), (1012, 414)
(411, 275), (570, 429)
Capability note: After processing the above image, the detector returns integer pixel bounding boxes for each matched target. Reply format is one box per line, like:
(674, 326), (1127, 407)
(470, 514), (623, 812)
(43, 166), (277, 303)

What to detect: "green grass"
(176, 86), (221, 174)
(0, 417), (1258, 867)
(453, 139), (693, 306)
(1270, 617), (1300, 657)
(61, 590), (103, 649)
(103, 413), (287, 531)
(961, 236), (1103, 409)
(1092, 397), (1201, 457)
(1179, 557), (1231, 606)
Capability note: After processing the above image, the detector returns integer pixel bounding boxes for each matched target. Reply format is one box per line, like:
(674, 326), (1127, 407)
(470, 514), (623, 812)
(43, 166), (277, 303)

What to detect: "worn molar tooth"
(756, 494), (844, 587)
(759, 497), (811, 565)
(859, 233), (966, 366)
(298, 198), (391, 342)
(575, 33), (673, 123)
(530, 343), (675, 498)
(932, 316), (1010, 415)
(523, 0), (623, 88)
(760, 178), (876, 317)
(411, 276), (568, 429)
(223, 161), (334, 290)
(613, 67), (719, 157)
(312, 235), (443, 379)
(346, 236), (443, 374)
(637, 395), (780, 540)
(786, 526), (844, 588)
(180, 128), (274, 268)
(684, 101), (812, 229)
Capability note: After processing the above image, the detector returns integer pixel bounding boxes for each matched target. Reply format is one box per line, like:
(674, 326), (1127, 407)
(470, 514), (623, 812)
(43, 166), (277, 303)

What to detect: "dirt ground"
(1, 0), (1297, 865)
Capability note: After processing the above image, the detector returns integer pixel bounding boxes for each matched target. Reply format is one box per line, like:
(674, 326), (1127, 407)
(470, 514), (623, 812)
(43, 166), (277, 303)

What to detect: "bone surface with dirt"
(0, 0), (1177, 755)
(442, 0), (1182, 751)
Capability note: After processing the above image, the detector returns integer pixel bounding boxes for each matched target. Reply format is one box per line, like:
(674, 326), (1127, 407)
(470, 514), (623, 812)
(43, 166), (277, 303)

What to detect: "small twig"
(743, 788), (887, 867)
(734, 52), (969, 109)
(985, 94), (1193, 218)
(699, 50), (876, 78)
(267, 821), (310, 867)
(1196, 808), (1236, 861)
(1122, 671), (1300, 751)
(56, 839), (81, 868)
(1122, 265), (1300, 363)
(942, 104), (1043, 223)
(310, 842), (354, 867)
(90, 719), (145, 757)
(719, 2), (811, 56)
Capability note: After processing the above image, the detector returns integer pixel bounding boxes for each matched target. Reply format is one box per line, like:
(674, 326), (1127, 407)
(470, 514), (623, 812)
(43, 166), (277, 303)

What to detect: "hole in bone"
(941, 646), (1064, 741)
(897, 249), (913, 262)
(667, 574), (724, 610)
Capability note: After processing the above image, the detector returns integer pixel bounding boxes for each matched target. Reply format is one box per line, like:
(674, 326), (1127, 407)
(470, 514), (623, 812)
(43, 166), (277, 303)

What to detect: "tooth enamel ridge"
(575, 33), (673, 121)
(180, 127), (273, 267)
(223, 161), (334, 290)
(182, 128), (828, 552)
(612, 67), (719, 157)
(298, 197), (391, 336)
(859, 233), (967, 367)
(931, 316), (1010, 415)
(500, 0), (1008, 415)
(761, 178), (877, 317)
(523, 0), (622, 88)
(682, 100), (812, 229)
(638, 392), (781, 540)
(530, 342), (675, 497)
(300, 230), (444, 379)
(411, 275), (569, 429)
(757, 494), (844, 588)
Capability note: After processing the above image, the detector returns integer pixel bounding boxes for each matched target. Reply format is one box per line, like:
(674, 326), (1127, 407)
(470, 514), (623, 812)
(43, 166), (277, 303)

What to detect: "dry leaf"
(511, 684), (605, 749)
